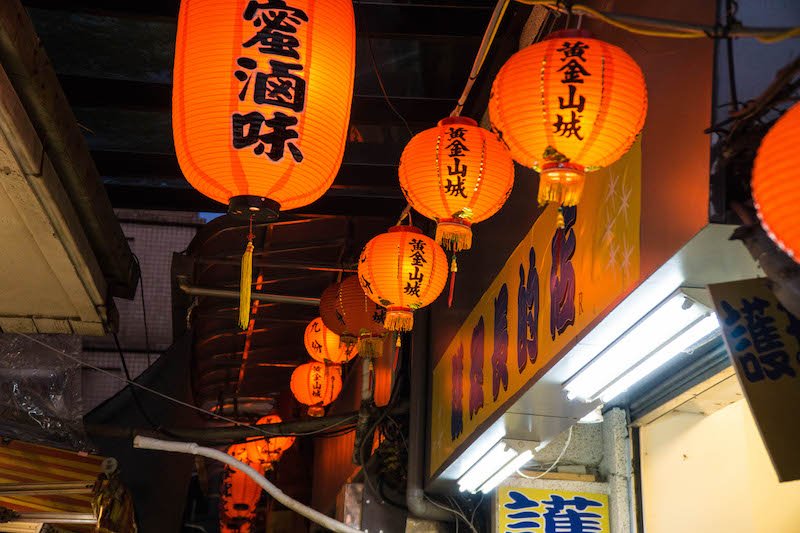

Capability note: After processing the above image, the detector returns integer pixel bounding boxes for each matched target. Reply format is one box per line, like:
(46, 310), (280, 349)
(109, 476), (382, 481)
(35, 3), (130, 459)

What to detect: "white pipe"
(134, 436), (363, 533)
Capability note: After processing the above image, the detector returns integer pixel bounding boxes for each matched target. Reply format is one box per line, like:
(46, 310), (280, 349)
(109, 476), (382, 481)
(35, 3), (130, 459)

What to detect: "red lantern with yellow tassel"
(358, 226), (448, 332)
(489, 30), (647, 210)
(303, 317), (358, 364)
(290, 362), (342, 417)
(173, 0), (356, 330)
(399, 117), (515, 252)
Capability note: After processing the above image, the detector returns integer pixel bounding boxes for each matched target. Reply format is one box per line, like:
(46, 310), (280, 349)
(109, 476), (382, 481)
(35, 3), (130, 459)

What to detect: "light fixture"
(457, 440), (536, 493)
(564, 291), (720, 403)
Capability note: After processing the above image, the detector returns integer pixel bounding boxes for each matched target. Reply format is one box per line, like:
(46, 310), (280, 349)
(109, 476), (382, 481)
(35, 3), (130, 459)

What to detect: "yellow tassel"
(435, 220), (473, 252)
(385, 308), (414, 332)
(556, 209), (565, 229)
(238, 239), (254, 330)
(358, 335), (384, 358)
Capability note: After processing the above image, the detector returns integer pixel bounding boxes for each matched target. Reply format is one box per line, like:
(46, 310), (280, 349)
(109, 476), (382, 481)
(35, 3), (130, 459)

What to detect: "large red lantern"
(173, 0), (356, 218)
(399, 117), (515, 252)
(753, 102), (800, 261)
(303, 317), (358, 364)
(290, 362), (342, 417)
(489, 30), (647, 208)
(358, 227), (448, 332)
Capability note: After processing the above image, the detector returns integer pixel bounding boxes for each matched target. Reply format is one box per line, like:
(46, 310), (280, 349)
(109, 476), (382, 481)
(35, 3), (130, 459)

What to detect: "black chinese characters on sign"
(232, 1), (308, 163)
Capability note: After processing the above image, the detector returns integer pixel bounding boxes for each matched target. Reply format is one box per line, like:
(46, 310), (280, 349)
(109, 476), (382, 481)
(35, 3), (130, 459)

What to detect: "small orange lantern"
(489, 29), (647, 208)
(220, 466), (258, 533)
(173, 0), (356, 218)
(320, 276), (387, 357)
(753, 102), (800, 261)
(358, 226), (448, 331)
(290, 362), (342, 417)
(399, 117), (515, 252)
(228, 414), (296, 467)
(303, 317), (358, 364)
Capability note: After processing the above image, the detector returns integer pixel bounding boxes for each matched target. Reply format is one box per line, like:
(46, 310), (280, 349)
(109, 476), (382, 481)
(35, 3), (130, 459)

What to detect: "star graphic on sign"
(606, 240), (619, 271)
(605, 172), (619, 204)
(618, 181), (632, 226)
(620, 240), (634, 278)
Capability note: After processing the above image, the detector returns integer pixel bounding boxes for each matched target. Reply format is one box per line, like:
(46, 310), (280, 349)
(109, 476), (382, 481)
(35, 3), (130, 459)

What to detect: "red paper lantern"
(490, 30), (647, 207)
(399, 117), (515, 252)
(753, 102), (800, 261)
(290, 362), (342, 417)
(173, 0), (356, 218)
(358, 226), (448, 331)
(320, 277), (387, 357)
(303, 317), (358, 364)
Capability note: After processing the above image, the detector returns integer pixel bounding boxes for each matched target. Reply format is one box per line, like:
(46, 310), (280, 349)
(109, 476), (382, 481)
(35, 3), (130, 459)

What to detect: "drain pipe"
(177, 277), (320, 306)
(406, 311), (454, 522)
(135, 436), (363, 533)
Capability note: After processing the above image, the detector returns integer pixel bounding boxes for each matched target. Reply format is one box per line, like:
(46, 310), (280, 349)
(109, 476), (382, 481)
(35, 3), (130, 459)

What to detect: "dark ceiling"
(23, 0), (502, 219)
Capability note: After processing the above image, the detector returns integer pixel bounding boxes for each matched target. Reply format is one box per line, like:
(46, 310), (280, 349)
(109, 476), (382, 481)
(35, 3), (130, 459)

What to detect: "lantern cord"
(17, 332), (361, 440)
(134, 436), (364, 533)
(725, 0), (740, 112)
(515, 0), (800, 42)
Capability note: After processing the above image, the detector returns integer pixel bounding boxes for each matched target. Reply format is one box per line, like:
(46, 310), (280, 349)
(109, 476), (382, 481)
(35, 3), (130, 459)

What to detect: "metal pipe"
(177, 278), (320, 307)
(0, 482), (93, 496)
(11, 513), (96, 524)
(195, 258), (357, 273)
(406, 311), (454, 522)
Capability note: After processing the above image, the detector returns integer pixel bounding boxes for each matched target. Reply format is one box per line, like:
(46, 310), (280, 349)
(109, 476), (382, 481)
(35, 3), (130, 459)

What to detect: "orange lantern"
(489, 29), (647, 208)
(290, 362), (342, 417)
(358, 226), (448, 331)
(303, 317), (358, 364)
(753, 102), (800, 261)
(230, 414), (296, 466)
(173, 0), (356, 218)
(220, 466), (258, 533)
(399, 117), (515, 252)
(320, 276), (387, 357)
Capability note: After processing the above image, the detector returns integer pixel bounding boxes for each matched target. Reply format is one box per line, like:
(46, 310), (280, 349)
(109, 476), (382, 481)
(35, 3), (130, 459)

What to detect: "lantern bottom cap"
(538, 164), (586, 207)
(436, 219), (474, 252)
(228, 195), (281, 222)
(307, 406), (325, 417)
(385, 307), (414, 332)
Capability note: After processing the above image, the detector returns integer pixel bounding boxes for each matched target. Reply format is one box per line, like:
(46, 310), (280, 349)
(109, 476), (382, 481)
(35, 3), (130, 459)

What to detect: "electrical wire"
(516, 424), (574, 480)
(131, 253), (153, 366)
(18, 332), (358, 439)
(514, 0), (800, 42)
(424, 495), (478, 533)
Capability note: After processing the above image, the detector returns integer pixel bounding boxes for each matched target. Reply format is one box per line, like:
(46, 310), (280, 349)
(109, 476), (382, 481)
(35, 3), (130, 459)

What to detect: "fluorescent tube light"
(478, 450), (534, 493)
(564, 294), (716, 402)
(457, 441), (517, 493)
(598, 314), (720, 402)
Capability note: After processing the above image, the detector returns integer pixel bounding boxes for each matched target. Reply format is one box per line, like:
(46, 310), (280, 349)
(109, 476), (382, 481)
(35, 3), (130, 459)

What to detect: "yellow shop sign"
(429, 142), (642, 476)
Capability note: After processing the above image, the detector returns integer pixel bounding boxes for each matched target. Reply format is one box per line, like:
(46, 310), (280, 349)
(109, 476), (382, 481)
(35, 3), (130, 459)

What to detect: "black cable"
(131, 253), (153, 366)
(112, 332), (165, 434)
(353, 0), (415, 140)
(725, 0), (740, 112)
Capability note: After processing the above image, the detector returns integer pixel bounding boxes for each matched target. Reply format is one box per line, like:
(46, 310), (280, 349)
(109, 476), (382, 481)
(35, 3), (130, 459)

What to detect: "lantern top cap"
(388, 225), (423, 235)
(544, 29), (594, 41)
(438, 116), (478, 127)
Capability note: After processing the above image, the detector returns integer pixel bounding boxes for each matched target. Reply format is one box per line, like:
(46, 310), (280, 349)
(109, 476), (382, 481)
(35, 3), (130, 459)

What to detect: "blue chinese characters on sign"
(502, 490), (605, 533)
(720, 296), (798, 383)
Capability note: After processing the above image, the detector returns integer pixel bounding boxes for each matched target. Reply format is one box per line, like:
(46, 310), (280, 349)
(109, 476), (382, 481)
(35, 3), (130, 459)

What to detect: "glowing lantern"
(173, 0), (356, 218)
(489, 29), (647, 208)
(303, 317), (358, 364)
(290, 362), (342, 417)
(753, 102), (800, 261)
(220, 466), (258, 533)
(399, 117), (515, 252)
(320, 276), (387, 357)
(358, 227), (448, 332)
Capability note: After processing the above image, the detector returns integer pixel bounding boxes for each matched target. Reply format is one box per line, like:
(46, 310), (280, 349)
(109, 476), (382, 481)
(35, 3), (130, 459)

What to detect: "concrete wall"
(640, 400), (800, 533)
